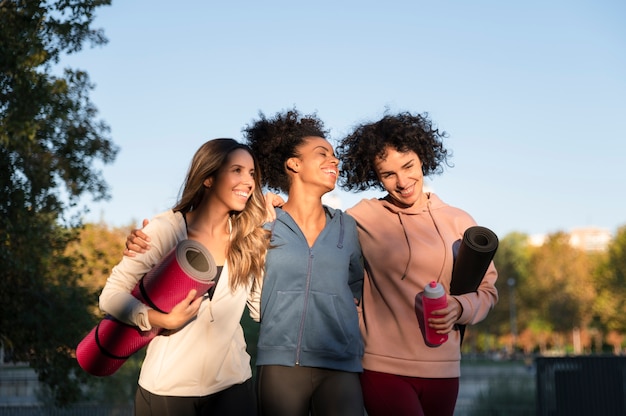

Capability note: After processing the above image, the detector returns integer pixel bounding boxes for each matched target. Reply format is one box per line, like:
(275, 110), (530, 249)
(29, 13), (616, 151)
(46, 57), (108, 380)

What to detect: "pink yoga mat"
(76, 239), (217, 376)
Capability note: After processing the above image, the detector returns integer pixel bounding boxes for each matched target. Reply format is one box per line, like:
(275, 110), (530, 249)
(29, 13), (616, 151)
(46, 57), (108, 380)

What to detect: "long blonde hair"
(173, 138), (269, 290)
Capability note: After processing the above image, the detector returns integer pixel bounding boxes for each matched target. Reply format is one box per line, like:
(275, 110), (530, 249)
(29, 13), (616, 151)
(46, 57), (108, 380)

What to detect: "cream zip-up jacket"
(347, 193), (498, 378)
(99, 210), (260, 396)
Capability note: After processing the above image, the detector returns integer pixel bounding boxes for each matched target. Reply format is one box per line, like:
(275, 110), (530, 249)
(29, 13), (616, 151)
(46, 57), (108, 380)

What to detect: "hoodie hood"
(272, 205), (345, 249)
(378, 192), (446, 215)
(359, 193), (448, 281)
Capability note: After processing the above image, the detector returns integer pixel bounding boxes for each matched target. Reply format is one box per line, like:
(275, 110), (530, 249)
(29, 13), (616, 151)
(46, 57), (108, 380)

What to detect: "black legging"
(134, 379), (256, 416)
(256, 365), (364, 416)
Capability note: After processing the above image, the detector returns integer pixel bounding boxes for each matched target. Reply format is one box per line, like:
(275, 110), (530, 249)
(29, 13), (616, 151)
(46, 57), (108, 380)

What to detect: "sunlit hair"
(173, 138), (270, 290)
(337, 111), (451, 192)
(242, 108), (328, 194)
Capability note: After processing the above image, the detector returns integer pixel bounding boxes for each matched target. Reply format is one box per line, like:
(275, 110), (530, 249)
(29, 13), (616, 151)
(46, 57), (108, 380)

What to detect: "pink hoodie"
(347, 193), (498, 378)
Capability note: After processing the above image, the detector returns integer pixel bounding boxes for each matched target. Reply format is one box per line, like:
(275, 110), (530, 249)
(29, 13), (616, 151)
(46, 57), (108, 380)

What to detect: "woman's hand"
(264, 192), (285, 222)
(123, 219), (151, 257)
(428, 296), (463, 334)
(147, 289), (204, 330)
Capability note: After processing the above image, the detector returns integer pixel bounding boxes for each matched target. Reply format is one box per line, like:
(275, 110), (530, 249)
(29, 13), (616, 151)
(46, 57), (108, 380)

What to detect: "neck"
(282, 187), (326, 225)
(186, 207), (231, 239)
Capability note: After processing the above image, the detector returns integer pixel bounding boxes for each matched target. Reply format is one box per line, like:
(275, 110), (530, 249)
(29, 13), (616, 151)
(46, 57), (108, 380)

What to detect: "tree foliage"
(0, 0), (115, 407)
(489, 232), (531, 332)
(66, 222), (144, 405)
(594, 226), (626, 333)
(526, 233), (596, 334)
(66, 222), (128, 291)
(469, 232), (532, 351)
(466, 227), (625, 355)
(1, 0), (116, 218)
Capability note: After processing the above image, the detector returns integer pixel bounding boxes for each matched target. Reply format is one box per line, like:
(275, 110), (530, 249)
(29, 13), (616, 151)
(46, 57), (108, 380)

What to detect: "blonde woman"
(100, 138), (269, 415)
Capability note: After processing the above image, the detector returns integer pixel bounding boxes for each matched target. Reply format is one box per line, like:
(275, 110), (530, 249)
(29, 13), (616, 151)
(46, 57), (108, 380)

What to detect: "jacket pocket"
(258, 290), (303, 349)
(302, 291), (362, 358)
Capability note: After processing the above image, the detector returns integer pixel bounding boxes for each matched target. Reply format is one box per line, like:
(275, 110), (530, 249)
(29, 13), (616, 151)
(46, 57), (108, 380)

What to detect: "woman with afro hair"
(243, 108), (365, 416)
(337, 111), (498, 416)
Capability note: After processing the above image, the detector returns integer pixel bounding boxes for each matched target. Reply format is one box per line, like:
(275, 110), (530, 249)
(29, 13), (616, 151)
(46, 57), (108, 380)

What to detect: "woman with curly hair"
(243, 108), (364, 416)
(100, 138), (270, 415)
(337, 112), (498, 416)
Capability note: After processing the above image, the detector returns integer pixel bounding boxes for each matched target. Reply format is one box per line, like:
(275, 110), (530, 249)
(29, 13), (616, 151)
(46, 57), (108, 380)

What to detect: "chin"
(231, 202), (248, 212)
(391, 195), (415, 208)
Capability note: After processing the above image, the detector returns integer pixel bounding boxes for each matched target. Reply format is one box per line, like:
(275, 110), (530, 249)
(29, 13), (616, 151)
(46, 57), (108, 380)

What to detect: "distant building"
(569, 227), (612, 252)
(529, 227), (612, 252)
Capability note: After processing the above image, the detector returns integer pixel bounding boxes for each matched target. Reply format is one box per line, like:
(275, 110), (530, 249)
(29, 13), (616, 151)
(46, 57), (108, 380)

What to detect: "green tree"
(491, 234), (531, 331)
(594, 226), (626, 334)
(0, 0), (115, 407)
(66, 222), (128, 292)
(66, 222), (143, 405)
(526, 232), (596, 349)
(466, 232), (532, 353)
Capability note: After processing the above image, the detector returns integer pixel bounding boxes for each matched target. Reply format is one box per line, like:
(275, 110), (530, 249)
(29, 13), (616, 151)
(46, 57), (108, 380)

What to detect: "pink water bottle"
(423, 281), (448, 346)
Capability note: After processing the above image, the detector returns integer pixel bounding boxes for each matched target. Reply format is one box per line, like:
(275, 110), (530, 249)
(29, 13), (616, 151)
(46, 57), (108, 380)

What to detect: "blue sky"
(61, 0), (626, 239)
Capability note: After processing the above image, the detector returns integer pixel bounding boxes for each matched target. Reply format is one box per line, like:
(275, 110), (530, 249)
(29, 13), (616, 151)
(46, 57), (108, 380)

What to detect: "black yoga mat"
(450, 226), (498, 343)
(451, 226), (499, 295)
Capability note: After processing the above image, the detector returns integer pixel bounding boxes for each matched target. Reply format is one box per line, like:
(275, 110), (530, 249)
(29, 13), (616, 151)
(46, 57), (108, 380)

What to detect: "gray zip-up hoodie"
(256, 206), (364, 372)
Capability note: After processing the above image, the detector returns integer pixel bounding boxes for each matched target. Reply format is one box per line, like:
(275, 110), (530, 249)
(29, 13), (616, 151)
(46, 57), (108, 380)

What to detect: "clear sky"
(60, 0), (626, 239)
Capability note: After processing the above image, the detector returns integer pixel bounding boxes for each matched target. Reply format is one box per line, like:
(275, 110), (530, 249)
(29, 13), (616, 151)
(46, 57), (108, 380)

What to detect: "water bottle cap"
(424, 280), (445, 298)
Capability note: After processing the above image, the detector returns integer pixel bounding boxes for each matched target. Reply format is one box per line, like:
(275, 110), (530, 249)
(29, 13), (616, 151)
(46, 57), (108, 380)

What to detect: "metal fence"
(11, 357), (625, 415)
(0, 406), (132, 416)
(536, 355), (626, 416)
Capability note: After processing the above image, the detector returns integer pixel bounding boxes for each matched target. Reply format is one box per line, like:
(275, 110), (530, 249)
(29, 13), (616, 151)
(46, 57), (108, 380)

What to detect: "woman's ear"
(286, 157), (300, 173)
(203, 177), (213, 188)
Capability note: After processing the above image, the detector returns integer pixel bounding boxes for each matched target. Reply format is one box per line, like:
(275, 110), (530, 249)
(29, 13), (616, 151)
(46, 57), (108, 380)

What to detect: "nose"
(243, 172), (254, 186)
(396, 172), (409, 188)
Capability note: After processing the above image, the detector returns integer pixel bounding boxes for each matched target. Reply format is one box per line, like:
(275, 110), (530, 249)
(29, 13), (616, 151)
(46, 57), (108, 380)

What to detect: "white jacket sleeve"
(99, 256), (154, 331)
(99, 211), (185, 331)
(246, 273), (263, 322)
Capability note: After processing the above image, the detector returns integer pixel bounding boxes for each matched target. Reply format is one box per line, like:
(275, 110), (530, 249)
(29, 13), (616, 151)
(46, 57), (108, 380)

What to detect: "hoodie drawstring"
(427, 202), (448, 284)
(397, 212), (412, 280)
(337, 211), (344, 249)
(396, 199), (447, 282)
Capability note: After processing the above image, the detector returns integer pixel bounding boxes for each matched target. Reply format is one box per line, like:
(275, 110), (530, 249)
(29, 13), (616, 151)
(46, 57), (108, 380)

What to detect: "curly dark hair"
(242, 108), (328, 194)
(337, 112), (451, 192)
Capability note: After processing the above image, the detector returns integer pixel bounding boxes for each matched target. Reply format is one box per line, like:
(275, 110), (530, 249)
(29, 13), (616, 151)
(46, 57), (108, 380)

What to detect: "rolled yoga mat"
(450, 226), (498, 343)
(76, 239), (217, 376)
(450, 226), (499, 295)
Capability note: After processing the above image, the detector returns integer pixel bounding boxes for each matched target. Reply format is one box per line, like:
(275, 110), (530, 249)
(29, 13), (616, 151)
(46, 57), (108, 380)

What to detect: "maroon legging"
(360, 369), (459, 416)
